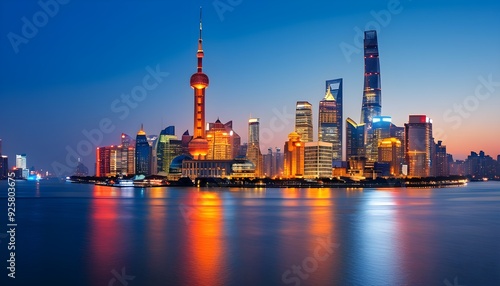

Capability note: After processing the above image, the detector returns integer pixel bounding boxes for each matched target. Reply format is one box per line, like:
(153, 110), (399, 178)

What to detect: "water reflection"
(180, 191), (226, 285)
(88, 186), (125, 284)
(71, 184), (499, 285)
(355, 190), (402, 285)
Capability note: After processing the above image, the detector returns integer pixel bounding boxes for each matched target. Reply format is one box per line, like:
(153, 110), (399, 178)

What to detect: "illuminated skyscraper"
(222, 120), (241, 159)
(405, 115), (433, 177)
(284, 132), (304, 178)
(156, 126), (182, 175)
(319, 79), (343, 160)
(346, 118), (365, 160)
(366, 115), (392, 162)
(135, 125), (152, 175)
(295, 101), (313, 143)
(96, 134), (135, 177)
(361, 30), (382, 127)
(246, 118), (263, 176)
(206, 118), (233, 160)
(16, 154), (27, 170)
(188, 8), (210, 159)
(361, 30), (382, 162)
(378, 137), (402, 176)
(206, 119), (240, 159)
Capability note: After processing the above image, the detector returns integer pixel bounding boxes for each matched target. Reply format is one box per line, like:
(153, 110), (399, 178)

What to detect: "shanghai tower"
(361, 30), (381, 128)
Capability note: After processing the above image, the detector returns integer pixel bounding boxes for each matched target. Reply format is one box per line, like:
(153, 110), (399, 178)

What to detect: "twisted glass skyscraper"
(360, 30), (382, 162)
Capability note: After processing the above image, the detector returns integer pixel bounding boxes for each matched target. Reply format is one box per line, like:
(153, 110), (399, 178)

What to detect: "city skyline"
(1, 1), (500, 173)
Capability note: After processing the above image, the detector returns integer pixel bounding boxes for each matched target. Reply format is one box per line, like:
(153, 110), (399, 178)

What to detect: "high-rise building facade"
(220, 120), (241, 159)
(319, 79), (343, 160)
(434, 140), (449, 176)
(304, 141), (333, 179)
(378, 137), (402, 176)
(206, 119), (233, 160)
(464, 151), (496, 179)
(361, 30), (382, 128)
(0, 140), (8, 179)
(156, 126), (182, 175)
(346, 118), (365, 160)
(0, 155), (8, 179)
(246, 118), (263, 176)
(16, 154), (27, 170)
(188, 8), (210, 159)
(361, 30), (382, 162)
(263, 147), (284, 178)
(96, 142), (135, 177)
(295, 101), (313, 143)
(405, 115), (433, 177)
(135, 125), (152, 175)
(284, 132), (304, 178)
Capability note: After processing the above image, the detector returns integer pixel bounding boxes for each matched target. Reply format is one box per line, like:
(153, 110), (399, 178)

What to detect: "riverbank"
(67, 175), (469, 188)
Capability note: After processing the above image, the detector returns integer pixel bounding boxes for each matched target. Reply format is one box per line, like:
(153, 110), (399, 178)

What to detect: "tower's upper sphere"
(190, 72), (209, 90)
(188, 137), (209, 158)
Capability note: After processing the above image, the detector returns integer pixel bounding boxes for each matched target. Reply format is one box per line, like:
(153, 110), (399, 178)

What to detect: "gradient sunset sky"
(1, 0), (499, 174)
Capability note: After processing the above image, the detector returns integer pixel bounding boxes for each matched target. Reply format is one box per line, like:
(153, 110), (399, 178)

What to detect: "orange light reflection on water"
(181, 191), (226, 286)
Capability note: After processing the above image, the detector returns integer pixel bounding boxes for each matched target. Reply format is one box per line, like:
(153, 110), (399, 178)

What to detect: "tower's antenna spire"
(196, 6), (204, 72)
(199, 6), (202, 40)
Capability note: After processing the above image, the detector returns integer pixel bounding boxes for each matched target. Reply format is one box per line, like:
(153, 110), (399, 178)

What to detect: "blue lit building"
(135, 125), (152, 175)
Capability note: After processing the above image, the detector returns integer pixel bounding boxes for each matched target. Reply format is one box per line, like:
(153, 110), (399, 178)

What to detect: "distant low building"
(181, 158), (255, 179)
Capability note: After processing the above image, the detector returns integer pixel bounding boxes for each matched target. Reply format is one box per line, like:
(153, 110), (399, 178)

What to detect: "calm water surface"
(0, 180), (499, 285)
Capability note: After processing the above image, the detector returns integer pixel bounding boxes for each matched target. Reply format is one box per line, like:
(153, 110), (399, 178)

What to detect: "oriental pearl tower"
(188, 7), (210, 160)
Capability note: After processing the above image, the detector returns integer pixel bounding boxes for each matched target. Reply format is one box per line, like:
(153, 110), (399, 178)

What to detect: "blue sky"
(1, 0), (499, 174)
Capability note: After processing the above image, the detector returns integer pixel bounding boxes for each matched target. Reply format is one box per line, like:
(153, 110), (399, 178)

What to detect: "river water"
(0, 180), (499, 285)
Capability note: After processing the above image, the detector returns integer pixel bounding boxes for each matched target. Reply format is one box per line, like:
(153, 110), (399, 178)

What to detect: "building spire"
(196, 6), (204, 73)
(324, 84), (335, 101)
(138, 123), (146, 135)
(199, 6), (202, 41)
